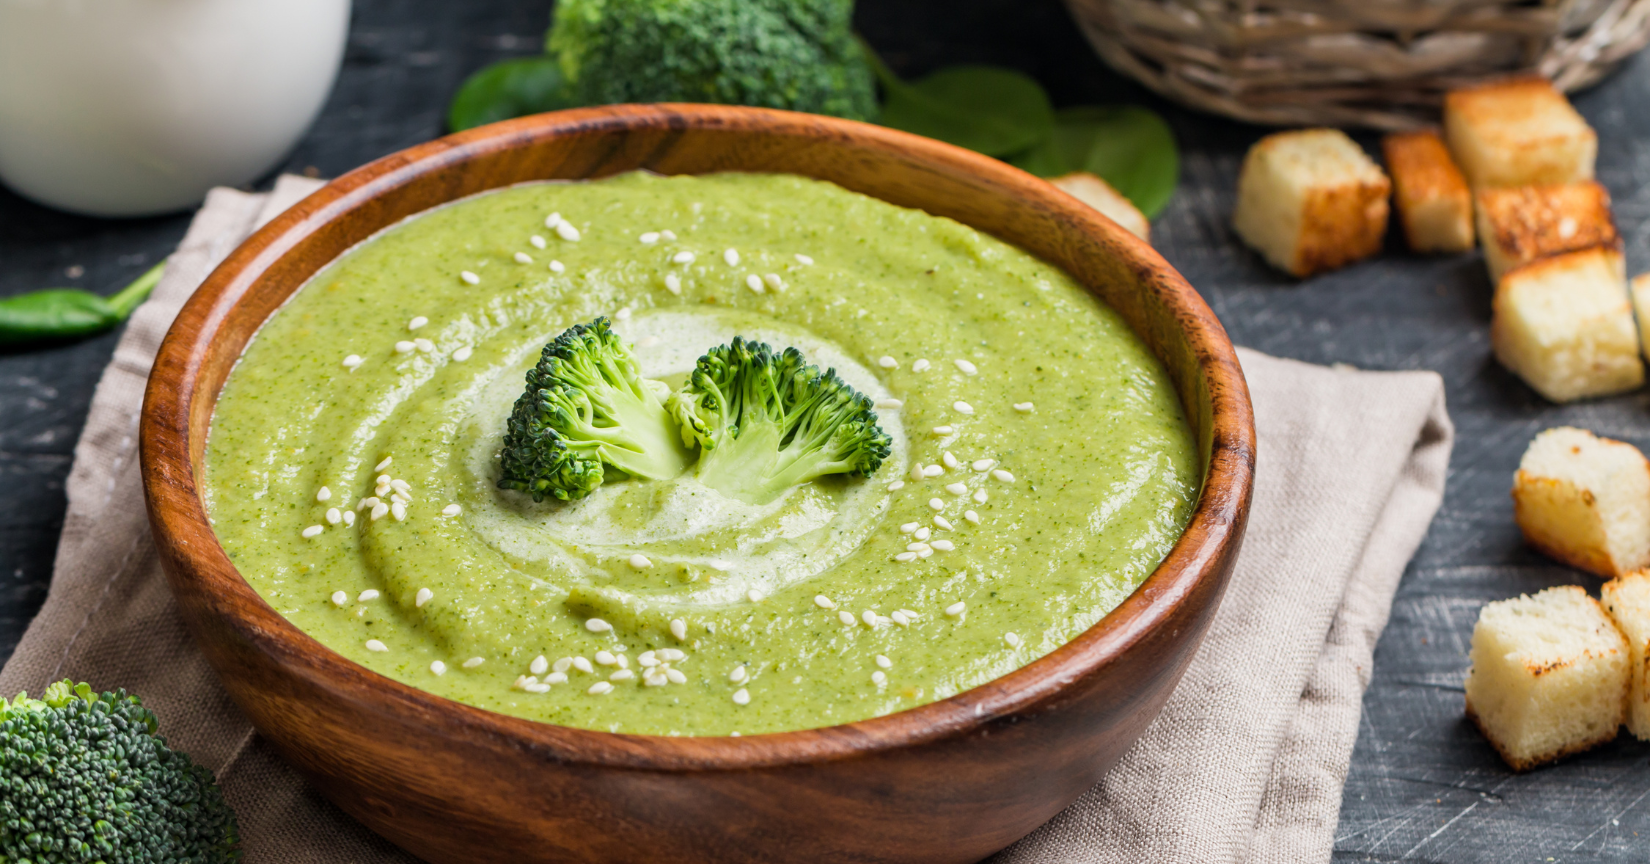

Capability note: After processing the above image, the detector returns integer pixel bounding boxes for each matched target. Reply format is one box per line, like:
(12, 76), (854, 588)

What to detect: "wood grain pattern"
(137, 104), (1255, 864)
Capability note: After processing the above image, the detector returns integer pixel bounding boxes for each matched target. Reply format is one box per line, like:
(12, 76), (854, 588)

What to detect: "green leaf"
(867, 50), (1054, 157)
(1019, 106), (1179, 218)
(447, 55), (578, 133)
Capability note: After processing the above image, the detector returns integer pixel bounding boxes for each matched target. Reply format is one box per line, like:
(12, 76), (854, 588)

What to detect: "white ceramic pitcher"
(0, 0), (349, 217)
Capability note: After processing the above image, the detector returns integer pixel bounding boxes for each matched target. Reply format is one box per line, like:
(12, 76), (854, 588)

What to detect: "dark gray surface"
(1, 0), (1646, 859)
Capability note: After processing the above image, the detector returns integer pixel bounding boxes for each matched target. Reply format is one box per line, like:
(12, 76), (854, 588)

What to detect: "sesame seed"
(1013, 402), (1035, 413)
(331, 591), (348, 606)
(640, 232), (660, 244)
(545, 672), (568, 684)
(610, 669), (635, 681)
(661, 230), (677, 241)
(899, 608), (920, 620)
(629, 554), (652, 569)
(342, 511), (355, 526)
(573, 656), (595, 673)
(973, 490), (989, 504)
(992, 469), (1016, 483)
(894, 552), (917, 562)
(525, 682), (551, 694)
(876, 398), (903, 410)
(906, 542), (930, 553)
(514, 252), (533, 264)
(545, 213), (562, 228)
(922, 465), (944, 478)
(747, 589), (764, 603)
(1005, 632), (1022, 648)
(931, 540), (955, 552)
(891, 610), (910, 625)
(934, 516), (953, 530)
(302, 525), (324, 538)
(376, 457), (393, 471)
(733, 688), (751, 705)
(945, 483), (968, 496)
(665, 668), (687, 684)
(394, 340), (415, 353)
(746, 274), (765, 293)
(549, 260), (565, 273)
(452, 346), (473, 361)
(972, 459), (996, 472)
(325, 508), (341, 525)
(763, 273), (784, 291)
(910, 463), (926, 481)
(442, 504), (461, 516)
(556, 221), (581, 241)
(588, 681), (614, 695)
(390, 492), (409, 506)
(794, 253), (814, 265)
(359, 589), (380, 602)
(616, 654), (629, 669)
(415, 338), (435, 353)
(390, 502), (407, 521)
(595, 650), (617, 666)
(342, 355), (363, 369)
(965, 510), (981, 525)
(366, 639), (388, 652)
(463, 657), (485, 669)
(658, 648), (686, 662)
(839, 610), (857, 625)
(932, 425), (954, 435)
(942, 451), (960, 469)
(912, 359), (931, 372)
(954, 359), (978, 375)
(415, 587), (433, 608)
(615, 307), (632, 321)
(914, 527), (931, 541)
(460, 270), (480, 285)
(875, 654), (892, 668)
(900, 522), (919, 534)
(390, 478), (412, 494)
(645, 672), (668, 687)
(917, 547), (933, 559)
(553, 657), (574, 673)
(871, 671), (887, 685)
(878, 356), (898, 369)
(530, 235), (547, 249)
(586, 618), (612, 633)
(431, 661), (447, 676)
(723, 248), (740, 266)
(945, 602), (966, 616)
(929, 498), (945, 511)
(953, 401), (974, 415)
(359, 496), (378, 510)
(664, 273), (682, 294)
(730, 665), (749, 683)
(887, 480), (905, 491)
(670, 618), (687, 641)
(672, 251), (695, 264)
(316, 485), (332, 502)
(815, 595), (836, 609)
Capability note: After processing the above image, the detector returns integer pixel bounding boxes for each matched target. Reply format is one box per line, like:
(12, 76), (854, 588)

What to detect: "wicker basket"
(1064, 0), (1650, 128)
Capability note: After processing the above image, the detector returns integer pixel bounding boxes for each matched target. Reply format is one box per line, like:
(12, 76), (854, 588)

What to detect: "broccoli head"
(548, 0), (878, 121)
(669, 337), (891, 504)
(499, 317), (689, 502)
(0, 681), (240, 864)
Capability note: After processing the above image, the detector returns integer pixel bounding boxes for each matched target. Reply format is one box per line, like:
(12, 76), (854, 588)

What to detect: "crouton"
(1601, 572), (1650, 740)
(1051, 172), (1150, 242)
(1382, 129), (1474, 253)
(1630, 272), (1650, 363)
(1444, 77), (1596, 188)
(1231, 128), (1391, 277)
(1476, 181), (1618, 284)
(1491, 246), (1640, 403)
(1465, 585), (1628, 771)
(1512, 426), (1650, 577)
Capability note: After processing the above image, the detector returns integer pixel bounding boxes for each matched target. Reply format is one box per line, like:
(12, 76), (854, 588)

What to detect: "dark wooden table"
(3, 0), (1646, 859)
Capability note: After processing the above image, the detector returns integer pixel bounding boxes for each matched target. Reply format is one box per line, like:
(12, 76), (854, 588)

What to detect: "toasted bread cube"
(1601, 572), (1650, 740)
(1232, 128), (1391, 277)
(1382, 129), (1474, 253)
(1476, 181), (1618, 284)
(1051, 172), (1149, 242)
(1512, 426), (1650, 577)
(1630, 272), (1650, 364)
(1491, 246), (1640, 402)
(1466, 586), (1628, 771)
(1444, 77), (1596, 188)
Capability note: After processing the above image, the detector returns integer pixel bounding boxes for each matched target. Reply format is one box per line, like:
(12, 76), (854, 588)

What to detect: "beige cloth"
(0, 178), (1453, 864)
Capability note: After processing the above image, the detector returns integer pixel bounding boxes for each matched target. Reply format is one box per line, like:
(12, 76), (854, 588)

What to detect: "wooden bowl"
(140, 104), (1255, 864)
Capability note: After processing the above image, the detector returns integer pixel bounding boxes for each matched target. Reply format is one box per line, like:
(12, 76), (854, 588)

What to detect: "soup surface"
(204, 171), (1199, 736)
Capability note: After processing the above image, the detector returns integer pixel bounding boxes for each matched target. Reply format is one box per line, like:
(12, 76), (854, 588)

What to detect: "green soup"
(204, 171), (1199, 736)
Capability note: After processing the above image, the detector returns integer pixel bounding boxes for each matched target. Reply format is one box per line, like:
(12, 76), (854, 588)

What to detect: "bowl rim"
(140, 103), (1255, 772)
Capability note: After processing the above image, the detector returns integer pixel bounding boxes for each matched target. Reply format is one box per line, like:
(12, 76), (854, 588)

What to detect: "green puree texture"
(204, 172), (1199, 736)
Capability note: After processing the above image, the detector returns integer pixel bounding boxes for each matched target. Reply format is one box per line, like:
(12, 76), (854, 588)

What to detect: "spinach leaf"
(1010, 106), (1179, 217)
(448, 55), (578, 132)
(867, 50), (1053, 157)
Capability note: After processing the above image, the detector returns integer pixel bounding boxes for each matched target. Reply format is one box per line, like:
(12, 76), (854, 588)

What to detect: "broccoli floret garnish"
(0, 681), (240, 864)
(547, 0), (878, 121)
(499, 317), (689, 501)
(669, 337), (891, 504)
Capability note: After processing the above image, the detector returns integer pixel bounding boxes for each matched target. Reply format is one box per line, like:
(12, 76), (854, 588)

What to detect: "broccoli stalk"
(0, 681), (240, 863)
(547, 0), (878, 121)
(499, 318), (689, 502)
(669, 337), (891, 504)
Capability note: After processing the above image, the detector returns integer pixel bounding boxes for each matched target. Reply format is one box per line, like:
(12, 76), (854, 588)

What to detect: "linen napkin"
(0, 177), (1453, 864)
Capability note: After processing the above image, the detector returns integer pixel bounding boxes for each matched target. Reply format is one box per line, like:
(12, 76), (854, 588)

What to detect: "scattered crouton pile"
(1232, 77), (1650, 404)
(1471, 427), (1650, 770)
